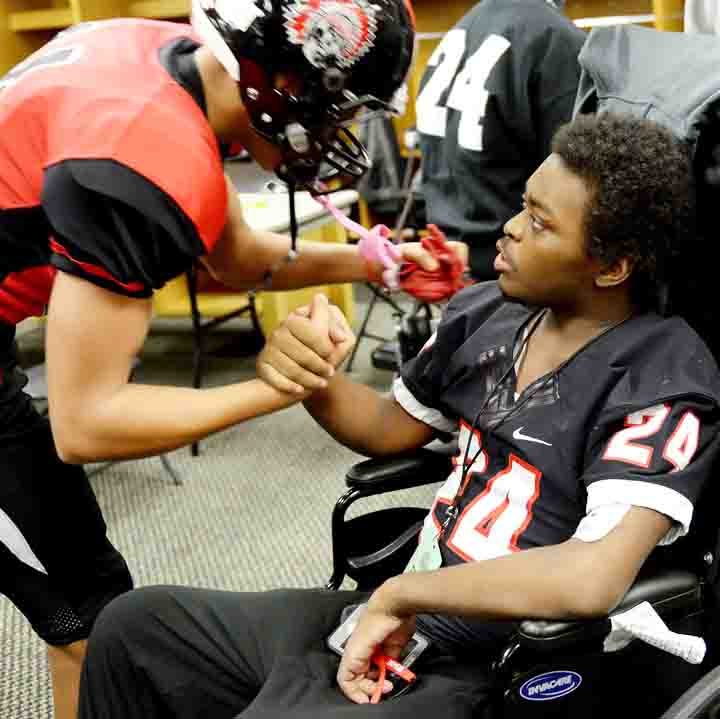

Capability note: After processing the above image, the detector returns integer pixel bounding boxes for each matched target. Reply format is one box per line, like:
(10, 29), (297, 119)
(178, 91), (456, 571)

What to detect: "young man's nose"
(503, 210), (524, 241)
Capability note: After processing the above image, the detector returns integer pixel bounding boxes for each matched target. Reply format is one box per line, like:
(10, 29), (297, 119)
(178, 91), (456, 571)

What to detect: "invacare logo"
(519, 670), (582, 701)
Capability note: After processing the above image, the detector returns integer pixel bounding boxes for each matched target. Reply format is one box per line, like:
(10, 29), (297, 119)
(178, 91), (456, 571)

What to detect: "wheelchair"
(326, 448), (720, 718)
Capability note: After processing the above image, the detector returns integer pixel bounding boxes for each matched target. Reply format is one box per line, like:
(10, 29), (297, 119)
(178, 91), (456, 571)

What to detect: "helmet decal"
(284, 0), (379, 70)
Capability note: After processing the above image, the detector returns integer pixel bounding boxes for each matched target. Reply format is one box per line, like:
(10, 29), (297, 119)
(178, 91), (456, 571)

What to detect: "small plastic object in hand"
(369, 652), (417, 704)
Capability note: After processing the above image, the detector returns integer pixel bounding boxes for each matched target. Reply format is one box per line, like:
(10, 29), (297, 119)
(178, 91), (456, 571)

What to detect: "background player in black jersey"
(76, 113), (720, 718)
(0, 2), (441, 717)
(417, 0), (585, 280)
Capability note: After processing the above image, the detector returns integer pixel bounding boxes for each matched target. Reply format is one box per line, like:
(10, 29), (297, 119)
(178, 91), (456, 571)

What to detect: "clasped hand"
(257, 293), (355, 394)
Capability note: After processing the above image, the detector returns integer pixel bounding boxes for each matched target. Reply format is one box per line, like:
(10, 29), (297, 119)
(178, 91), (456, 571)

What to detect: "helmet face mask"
(193, 0), (415, 191)
(279, 121), (373, 192)
(238, 55), (394, 189)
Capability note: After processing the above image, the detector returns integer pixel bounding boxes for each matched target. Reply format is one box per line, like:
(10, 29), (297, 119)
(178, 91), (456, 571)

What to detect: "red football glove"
(398, 225), (471, 303)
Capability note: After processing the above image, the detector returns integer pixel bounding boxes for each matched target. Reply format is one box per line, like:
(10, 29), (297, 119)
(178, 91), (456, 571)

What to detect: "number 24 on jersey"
(416, 30), (510, 151)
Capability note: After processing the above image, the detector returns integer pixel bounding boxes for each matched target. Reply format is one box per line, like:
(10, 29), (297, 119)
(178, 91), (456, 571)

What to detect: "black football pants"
(78, 585), (493, 719)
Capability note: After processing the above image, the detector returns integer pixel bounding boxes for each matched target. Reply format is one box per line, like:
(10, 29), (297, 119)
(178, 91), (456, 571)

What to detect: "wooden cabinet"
(653, 0), (684, 30)
(567, 0), (653, 22)
(126, 0), (189, 19)
(0, 1), (191, 75)
(0, 1), (63, 74)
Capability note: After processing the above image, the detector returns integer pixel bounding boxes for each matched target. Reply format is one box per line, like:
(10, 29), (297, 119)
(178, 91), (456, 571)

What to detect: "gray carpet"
(1, 285), (439, 718)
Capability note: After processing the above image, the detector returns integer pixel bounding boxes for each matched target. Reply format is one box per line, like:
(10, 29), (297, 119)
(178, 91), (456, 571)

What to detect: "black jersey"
(0, 19), (227, 327)
(396, 283), (720, 648)
(416, 0), (585, 280)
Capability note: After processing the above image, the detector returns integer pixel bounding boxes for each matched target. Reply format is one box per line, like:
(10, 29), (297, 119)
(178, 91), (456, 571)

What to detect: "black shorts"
(1, 324), (133, 645)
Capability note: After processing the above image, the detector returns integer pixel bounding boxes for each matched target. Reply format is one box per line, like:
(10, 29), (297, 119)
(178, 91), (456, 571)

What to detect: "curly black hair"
(551, 112), (696, 312)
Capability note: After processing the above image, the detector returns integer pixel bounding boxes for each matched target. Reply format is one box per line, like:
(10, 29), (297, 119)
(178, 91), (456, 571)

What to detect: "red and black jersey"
(396, 283), (720, 648)
(0, 19), (228, 326)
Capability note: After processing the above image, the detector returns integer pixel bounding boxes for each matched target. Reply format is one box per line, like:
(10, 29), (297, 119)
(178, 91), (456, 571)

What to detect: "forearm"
(374, 540), (629, 623)
(303, 374), (432, 456)
(268, 234), (371, 289)
(210, 230), (371, 291)
(52, 379), (300, 464)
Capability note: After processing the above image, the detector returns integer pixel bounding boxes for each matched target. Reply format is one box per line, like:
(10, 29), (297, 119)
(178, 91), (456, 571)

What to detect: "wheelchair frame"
(327, 449), (720, 718)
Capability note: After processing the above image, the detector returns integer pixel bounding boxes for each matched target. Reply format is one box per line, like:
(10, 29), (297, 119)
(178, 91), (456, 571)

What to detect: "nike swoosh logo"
(512, 427), (552, 447)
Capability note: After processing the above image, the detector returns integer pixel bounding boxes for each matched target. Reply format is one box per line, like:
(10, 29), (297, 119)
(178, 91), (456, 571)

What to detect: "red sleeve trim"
(50, 238), (146, 293)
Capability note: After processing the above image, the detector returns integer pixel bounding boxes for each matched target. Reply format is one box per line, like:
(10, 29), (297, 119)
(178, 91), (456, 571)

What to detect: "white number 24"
(416, 30), (510, 151)
(603, 404), (700, 472)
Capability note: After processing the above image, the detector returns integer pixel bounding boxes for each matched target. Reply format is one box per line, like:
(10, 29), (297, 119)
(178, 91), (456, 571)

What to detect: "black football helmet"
(192, 0), (416, 191)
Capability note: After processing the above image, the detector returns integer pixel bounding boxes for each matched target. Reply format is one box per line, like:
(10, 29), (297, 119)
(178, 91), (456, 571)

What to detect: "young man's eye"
(522, 202), (545, 232)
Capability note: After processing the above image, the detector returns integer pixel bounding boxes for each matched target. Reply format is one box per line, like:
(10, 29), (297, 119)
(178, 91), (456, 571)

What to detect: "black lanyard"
(440, 310), (634, 536)
(441, 309), (547, 534)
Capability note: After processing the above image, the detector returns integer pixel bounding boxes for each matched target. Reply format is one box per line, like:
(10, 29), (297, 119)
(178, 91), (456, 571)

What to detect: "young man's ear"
(595, 257), (634, 288)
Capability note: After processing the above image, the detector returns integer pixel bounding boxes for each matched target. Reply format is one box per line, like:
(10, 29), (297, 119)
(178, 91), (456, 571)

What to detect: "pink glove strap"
(315, 196), (401, 289)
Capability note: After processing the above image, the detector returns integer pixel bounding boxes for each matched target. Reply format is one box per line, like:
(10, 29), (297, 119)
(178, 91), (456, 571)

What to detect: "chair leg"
(346, 284), (382, 372)
(159, 454), (182, 485)
(248, 291), (264, 347)
(186, 268), (203, 457)
(347, 284), (407, 372)
(86, 456), (182, 486)
(85, 461), (118, 479)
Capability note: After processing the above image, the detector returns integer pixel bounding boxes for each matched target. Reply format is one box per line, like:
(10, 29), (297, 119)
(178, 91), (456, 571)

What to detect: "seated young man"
(77, 113), (720, 719)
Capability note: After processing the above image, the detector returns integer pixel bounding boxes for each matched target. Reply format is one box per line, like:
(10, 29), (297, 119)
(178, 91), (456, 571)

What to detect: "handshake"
(257, 293), (355, 396)
(256, 236), (470, 395)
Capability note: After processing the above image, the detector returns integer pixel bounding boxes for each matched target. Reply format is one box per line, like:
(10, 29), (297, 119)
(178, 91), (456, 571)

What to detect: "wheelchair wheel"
(659, 665), (720, 719)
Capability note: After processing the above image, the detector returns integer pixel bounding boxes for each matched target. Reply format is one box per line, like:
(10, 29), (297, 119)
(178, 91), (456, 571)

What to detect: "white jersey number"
(416, 30), (511, 151)
(603, 404), (700, 471)
(428, 422), (541, 561)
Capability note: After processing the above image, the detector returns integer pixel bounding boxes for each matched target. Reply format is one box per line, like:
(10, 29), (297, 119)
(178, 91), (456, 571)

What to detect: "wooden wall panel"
(566, 0), (653, 20)
(0, 1), (58, 74)
(71, 0), (128, 22)
(653, 0), (684, 30)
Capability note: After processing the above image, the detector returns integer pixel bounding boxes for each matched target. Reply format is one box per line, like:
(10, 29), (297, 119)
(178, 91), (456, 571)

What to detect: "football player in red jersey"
(76, 114), (720, 718)
(0, 2), (427, 717)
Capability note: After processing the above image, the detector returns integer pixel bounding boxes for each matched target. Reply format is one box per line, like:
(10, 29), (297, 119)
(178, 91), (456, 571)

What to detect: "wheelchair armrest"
(518, 569), (702, 653)
(345, 448), (453, 495)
